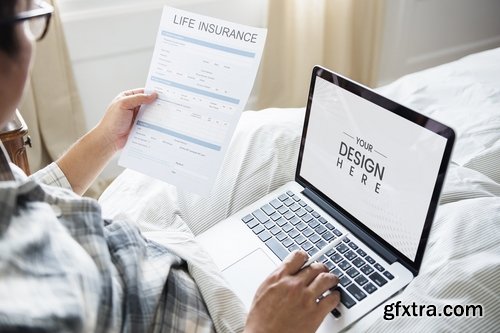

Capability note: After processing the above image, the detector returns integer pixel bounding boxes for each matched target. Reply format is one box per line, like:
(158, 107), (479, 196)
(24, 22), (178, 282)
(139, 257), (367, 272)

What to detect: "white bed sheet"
(99, 48), (500, 332)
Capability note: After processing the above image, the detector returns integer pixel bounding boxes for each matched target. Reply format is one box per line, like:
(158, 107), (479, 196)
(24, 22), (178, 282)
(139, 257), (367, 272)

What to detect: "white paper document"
(119, 6), (267, 195)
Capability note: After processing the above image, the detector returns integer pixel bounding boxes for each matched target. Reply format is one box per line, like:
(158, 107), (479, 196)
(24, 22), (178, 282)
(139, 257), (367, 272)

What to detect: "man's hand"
(56, 88), (157, 195)
(244, 251), (340, 333)
(96, 88), (158, 153)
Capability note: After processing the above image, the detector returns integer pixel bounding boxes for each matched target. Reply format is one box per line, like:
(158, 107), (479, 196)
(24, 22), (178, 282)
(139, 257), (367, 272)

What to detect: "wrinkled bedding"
(99, 48), (500, 332)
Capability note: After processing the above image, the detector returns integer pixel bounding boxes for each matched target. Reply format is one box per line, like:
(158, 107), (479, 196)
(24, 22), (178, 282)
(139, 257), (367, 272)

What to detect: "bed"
(99, 47), (500, 332)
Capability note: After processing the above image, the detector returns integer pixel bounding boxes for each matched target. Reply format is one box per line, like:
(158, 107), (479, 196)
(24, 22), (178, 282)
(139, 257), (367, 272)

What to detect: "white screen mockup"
(300, 76), (447, 261)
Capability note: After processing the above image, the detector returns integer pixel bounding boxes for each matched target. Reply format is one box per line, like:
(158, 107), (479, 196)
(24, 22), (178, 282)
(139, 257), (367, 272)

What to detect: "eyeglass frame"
(0, 1), (54, 41)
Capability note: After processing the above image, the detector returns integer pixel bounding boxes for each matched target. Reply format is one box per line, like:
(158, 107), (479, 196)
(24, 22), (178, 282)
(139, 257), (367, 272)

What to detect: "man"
(0, 1), (340, 332)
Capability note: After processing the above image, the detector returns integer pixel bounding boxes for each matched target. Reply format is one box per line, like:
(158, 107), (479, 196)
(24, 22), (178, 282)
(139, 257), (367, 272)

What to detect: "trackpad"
(222, 249), (278, 309)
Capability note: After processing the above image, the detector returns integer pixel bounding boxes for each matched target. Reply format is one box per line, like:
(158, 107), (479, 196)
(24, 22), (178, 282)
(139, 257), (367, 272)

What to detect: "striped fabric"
(100, 48), (500, 332)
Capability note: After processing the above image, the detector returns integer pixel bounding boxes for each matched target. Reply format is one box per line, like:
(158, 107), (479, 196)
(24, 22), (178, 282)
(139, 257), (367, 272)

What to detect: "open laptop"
(196, 66), (455, 332)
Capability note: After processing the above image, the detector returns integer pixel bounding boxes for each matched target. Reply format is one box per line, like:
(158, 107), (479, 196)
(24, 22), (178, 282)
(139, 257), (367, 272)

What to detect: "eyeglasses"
(0, 1), (54, 41)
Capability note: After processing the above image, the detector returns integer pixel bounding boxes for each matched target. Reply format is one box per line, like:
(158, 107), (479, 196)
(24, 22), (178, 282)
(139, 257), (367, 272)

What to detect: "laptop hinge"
(302, 188), (398, 265)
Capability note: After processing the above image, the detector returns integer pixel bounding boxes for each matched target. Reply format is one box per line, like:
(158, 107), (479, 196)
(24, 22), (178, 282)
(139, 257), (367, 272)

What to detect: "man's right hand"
(243, 250), (340, 333)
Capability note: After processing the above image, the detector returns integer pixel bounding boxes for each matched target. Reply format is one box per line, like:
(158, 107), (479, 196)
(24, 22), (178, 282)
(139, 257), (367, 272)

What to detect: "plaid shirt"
(0, 149), (215, 333)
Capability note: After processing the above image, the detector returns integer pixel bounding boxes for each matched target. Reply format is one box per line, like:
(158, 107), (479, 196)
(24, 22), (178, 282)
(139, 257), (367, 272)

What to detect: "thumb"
(120, 92), (158, 109)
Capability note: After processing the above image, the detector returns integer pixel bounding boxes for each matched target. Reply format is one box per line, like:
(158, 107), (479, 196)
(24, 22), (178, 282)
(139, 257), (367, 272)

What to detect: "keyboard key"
(278, 206), (288, 214)
(252, 209), (269, 223)
(339, 288), (356, 308)
(374, 263), (385, 272)
(346, 267), (360, 278)
(283, 197), (294, 206)
(338, 260), (352, 271)
(383, 271), (394, 280)
(302, 227), (314, 237)
(325, 223), (335, 230)
(263, 220), (275, 229)
(325, 260), (335, 271)
(261, 204), (275, 216)
(298, 199), (307, 207)
(314, 225), (327, 234)
(265, 238), (289, 260)
(296, 235), (307, 245)
(347, 284), (367, 301)
(270, 199), (283, 209)
(318, 217), (328, 224)
(301, 213), (313, 223)
(311, 211), (320, 218)
(331, 308), (342, 318)
(242, 214), (254, 223)
(360, 265), (374, 275)
(252, 224), (264, 234)
(348, 242), (359, 250)
(322, 230), (334, 241)
(286, 190), (294, 196)
(365, 256), (376, 265)
(331, 253), (343, 264)
(316, 240), (327, 249)
(352, 257), (366, 268)
(336, 243), (349, 254)
(258, 230), (272, 242)
(326, 248), (335, 256)
(282, 237), (293, 247)
(344, 250), (357, 261)
(301, 241), (313, 251)
(276, 217), (287, 227)
(289, 203), (301, 212)
(339, 275), (352, 286)
(288, 229), (300, 239)
(363, 282), (377, 294)
(369, 272), (387, 287)
(308, 219), (320, 229)
(308, 248), (318, 256)
(310, 234), (321, 244)
(288, 244), (300, 252)
(246, 219), (259, 229)
(343, 237), (350, 243)
(332, 268), (343, 277)
(283, 211), (295, 220)
(278, 193), (288, 201)
(295, 208), (306, 217)
(276, 231), (287, 241)
(270, 212), (281, 221)
(290, 216), (301, 225)
(356, 248), (367, 257)
(282, 223), (293, 232)
(332, 229), (343, 237)
(270, 225), (281, 235)
(304, 205), (314, 213)
(354, 275), (368, 286)
(291, 194), (300, 202)
(296, 222), (307, 231)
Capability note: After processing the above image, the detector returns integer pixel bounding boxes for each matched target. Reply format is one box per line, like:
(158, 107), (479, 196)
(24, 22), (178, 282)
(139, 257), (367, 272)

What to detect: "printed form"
(119, 6), (267, 195)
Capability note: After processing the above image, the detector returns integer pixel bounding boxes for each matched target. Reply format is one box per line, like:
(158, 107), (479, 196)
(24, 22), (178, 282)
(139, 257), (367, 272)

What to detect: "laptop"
(196, 66), (455, 332)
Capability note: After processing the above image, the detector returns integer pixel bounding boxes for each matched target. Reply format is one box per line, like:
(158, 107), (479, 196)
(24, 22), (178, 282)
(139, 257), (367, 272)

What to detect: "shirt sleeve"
(29, 162), (73, 190)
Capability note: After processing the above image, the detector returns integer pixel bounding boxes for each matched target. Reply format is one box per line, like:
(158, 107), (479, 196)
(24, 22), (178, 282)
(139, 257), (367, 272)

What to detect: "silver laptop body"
(196, 66), (455, 332)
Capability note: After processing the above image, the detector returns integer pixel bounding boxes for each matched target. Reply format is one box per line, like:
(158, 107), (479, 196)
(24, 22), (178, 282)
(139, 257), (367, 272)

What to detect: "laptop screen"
(298, 68), (454, 268)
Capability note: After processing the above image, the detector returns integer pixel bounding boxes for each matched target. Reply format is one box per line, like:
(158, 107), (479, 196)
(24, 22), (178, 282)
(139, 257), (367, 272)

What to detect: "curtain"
(255, 0), (385, 109)
(20, 0), (86, 172)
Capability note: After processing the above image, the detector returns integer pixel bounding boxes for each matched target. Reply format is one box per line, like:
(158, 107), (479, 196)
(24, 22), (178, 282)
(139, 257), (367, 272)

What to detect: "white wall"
(377, 0), (500, 86)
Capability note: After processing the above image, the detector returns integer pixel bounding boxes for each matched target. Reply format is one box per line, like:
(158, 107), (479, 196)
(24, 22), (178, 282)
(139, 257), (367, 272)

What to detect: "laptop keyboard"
(241, 191), (395, 309)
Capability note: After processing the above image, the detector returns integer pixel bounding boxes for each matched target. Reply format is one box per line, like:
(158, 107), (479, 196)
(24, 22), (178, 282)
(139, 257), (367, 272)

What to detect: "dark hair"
(0, 0), (19, 56)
